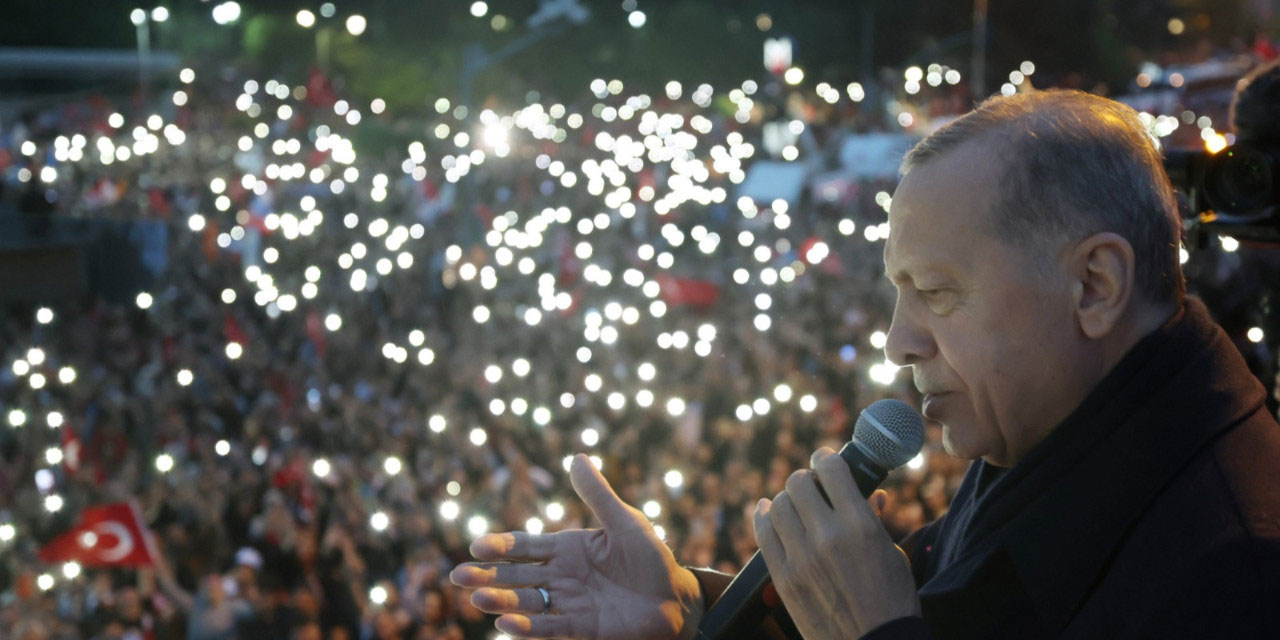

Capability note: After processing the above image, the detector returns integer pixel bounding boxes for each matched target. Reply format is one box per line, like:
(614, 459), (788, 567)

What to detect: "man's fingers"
(468, 532), (556, 562)
(809, 446), (835, 470)
(496, 613), (576, 639)
(449, 562), (551, 588)
(811, 447), (863, 512)
(471, 587), (554, 615)
(569, 453), (636, 530)
(870, 489), (889, 519)
(785, 470), (833, 531)
(449, 564), (488, 588)
(766, 490), (808, 549)
(753, 498), (787, 565)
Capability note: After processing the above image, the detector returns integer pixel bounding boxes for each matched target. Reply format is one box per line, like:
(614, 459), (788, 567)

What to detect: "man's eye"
(918, 288), (951, 305)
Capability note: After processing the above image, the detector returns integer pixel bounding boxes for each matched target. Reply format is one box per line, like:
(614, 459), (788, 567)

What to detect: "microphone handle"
(694, 442), (889, 639)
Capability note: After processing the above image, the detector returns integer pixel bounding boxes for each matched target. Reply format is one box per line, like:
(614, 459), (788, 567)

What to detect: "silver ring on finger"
(536, 586), (552, 613)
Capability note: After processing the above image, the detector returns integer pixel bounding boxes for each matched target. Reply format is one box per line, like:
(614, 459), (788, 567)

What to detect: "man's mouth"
(922, 392), (950, 420)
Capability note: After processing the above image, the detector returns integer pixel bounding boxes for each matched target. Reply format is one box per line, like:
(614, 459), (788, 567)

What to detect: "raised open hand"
(450, 454), (704, 639)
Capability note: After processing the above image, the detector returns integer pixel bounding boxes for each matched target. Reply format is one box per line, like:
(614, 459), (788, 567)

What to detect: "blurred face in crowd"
(15, 620), (48, 640)
(233, 564), (257, 592)
(424, 590), (445, 624)
(296, 531), (317, 563)
(373, 609), (401, 639)
(293, 587), (319, 619)
(292, 623), (322, 640)
(205, 575), (225, 606)
(119, 588), (142, 620)
(884, 137), (1086, 467)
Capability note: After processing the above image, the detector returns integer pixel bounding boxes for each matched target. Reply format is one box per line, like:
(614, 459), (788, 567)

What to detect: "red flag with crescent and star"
(37, 502), (157, 567)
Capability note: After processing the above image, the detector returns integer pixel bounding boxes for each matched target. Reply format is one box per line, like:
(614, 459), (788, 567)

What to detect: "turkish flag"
(60, 425), (81, 475)
(223, 313), (249, 346)
(304, 309), (327, 359)
(306, 67), (337, 108)
(656, 274), (721, 310)
(38, 502), (157, 567)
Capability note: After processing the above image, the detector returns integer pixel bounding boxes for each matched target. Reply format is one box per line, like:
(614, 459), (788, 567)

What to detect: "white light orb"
(384, 456), (402, 475)
(439, 500), (460, 520)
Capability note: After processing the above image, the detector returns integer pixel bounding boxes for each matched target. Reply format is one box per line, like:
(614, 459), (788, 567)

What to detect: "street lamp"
(296, 9), (316, 28)
(131, 8), (153, 102)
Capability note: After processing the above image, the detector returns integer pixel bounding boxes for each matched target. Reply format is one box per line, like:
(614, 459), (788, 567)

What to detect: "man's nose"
(884, 302), (935, 367)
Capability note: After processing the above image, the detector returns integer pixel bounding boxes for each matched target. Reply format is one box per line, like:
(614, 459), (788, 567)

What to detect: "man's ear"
(1069, 232), (1135, 340)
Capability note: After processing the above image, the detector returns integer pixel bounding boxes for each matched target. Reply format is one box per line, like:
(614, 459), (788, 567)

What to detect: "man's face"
(883, 141), (1081, 467)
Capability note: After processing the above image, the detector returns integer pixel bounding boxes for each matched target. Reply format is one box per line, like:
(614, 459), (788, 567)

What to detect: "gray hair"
(901, 89), (1185, 306)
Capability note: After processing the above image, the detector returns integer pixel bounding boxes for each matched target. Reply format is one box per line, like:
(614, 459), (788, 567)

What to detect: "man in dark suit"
(450, 89), (1280, 639)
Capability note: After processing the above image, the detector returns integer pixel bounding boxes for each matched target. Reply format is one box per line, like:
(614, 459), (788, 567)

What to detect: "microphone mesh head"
(853, 399), (925, 469)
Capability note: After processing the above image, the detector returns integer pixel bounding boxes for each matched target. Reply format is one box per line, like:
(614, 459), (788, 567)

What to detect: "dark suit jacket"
(694, 299), (1280, 639)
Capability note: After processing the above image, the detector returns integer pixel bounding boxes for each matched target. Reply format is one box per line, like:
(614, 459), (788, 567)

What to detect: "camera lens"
(1204, 145), (1274, 215)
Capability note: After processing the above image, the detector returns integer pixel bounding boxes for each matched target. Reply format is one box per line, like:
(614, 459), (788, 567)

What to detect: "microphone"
(694, 399), (925, 640)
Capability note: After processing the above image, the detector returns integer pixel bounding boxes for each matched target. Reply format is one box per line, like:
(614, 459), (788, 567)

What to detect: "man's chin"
(940, 425), (958, 456)
(940, 425), (982, 461)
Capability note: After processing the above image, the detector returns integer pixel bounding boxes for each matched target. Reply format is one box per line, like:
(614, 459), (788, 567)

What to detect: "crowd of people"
(0, 46), (1273, 640)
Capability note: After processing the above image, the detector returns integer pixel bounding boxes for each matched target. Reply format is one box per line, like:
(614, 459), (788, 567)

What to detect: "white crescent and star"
(89, 521), (135, 562)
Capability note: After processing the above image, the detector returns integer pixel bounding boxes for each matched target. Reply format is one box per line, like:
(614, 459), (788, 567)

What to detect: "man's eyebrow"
(882, 241), (904, 284)
(885, 267), (911, 285)
(886, 263), (952, 287)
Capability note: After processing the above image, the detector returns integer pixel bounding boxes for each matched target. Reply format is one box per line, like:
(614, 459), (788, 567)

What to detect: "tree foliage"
(0, 0), (1262, 112)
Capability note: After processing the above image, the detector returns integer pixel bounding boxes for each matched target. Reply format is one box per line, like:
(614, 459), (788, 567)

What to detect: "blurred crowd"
(0, 47), (1273, 640)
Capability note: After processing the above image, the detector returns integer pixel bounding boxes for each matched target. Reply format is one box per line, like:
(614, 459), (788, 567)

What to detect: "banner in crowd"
(37, 502), (157, 567)
(656, 274), (721, 310)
